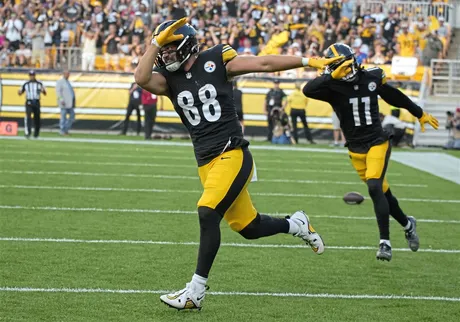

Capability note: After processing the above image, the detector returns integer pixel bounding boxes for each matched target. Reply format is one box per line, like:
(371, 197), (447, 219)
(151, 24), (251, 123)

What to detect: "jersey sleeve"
(366, 67), (387, 86)
(302, 74), (333, 102)
(222, 44), (238, 65)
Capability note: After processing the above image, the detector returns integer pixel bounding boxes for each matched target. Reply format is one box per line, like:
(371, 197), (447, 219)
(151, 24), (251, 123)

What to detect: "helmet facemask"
(325, 56), (359, 82)
(156, 35), (200, 72)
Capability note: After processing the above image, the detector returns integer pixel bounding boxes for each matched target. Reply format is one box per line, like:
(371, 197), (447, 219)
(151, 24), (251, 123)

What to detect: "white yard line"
(0, 185), (456, 203)
(0, 158), (366, 174)
(1, 286), (459, 302)
(1, 237), (459, 254)
(0, 170), (423, 187)
(0, 150), (349, 166)
(1, 205), (458, 224)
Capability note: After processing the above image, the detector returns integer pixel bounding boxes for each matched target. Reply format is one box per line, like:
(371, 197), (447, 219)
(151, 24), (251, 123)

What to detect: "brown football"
(343, 192), (365, 205)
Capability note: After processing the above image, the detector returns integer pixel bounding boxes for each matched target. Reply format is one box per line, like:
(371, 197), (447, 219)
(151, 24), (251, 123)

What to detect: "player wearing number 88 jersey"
(134, 18), (331, 310)
(303, 43), (439, 261)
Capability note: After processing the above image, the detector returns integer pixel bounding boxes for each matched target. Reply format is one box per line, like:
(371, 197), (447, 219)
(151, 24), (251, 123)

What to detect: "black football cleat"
(376, 243), (392, 261)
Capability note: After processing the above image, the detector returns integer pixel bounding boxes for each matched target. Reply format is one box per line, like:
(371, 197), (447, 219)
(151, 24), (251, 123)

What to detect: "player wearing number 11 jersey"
(134, 18), (343, 310)
(303, 43), (439, 262)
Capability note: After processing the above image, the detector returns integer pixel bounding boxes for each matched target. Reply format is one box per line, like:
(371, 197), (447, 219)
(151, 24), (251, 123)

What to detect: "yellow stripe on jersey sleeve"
(381, 70), (387, 84)
(222, 45), (238, 64)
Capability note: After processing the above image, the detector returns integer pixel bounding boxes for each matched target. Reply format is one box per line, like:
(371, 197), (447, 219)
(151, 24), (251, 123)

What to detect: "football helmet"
(324, 43), (359, 81)
(154, 20), (200, 72)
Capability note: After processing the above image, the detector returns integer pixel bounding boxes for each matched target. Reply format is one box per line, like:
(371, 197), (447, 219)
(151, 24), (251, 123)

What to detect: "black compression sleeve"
(302, 74), (333, 101)
(378, 83), (423, 118)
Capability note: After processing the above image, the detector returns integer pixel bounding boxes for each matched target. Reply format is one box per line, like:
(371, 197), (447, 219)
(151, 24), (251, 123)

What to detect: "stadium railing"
(363, 1), (454, 24)
(430, 59), (460, 96)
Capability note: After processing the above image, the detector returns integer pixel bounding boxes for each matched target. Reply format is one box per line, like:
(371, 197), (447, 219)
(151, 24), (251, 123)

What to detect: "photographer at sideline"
(445, 108), (460, 150)
(270, 107), (294, 145)
(265, 80), (286, 142)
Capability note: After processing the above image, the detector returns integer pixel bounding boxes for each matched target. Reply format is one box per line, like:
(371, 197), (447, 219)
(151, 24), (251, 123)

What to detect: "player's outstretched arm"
(302, 74), (333, 101)
(378, 83), (439, 131)
(134, 45), (169, 96)
(226, 55), (342, 77)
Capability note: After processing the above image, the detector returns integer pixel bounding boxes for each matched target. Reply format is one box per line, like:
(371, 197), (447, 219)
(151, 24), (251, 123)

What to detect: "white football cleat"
(160, 283), (206, 311)
(290, 211), (325, 255)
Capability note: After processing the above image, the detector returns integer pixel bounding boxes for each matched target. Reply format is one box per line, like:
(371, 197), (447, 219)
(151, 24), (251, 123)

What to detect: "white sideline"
(1, 286), (459, 302)
(1, 185), (457, 203)
(0, 159), (365, 175)
(0, 170), (426, 188)
(2, 205), (458, 224)
(1, 237), (459, 253)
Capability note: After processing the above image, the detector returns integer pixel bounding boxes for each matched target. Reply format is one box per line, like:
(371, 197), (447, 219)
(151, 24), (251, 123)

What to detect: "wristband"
(301, 58), (309, 67)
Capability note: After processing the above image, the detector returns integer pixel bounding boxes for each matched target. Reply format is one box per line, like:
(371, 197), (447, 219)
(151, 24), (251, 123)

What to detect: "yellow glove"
(331, 58), (354, 79)
(305, 56), (344, 70)
(418, 112), (439, 132)
(152, 17), (188, 48)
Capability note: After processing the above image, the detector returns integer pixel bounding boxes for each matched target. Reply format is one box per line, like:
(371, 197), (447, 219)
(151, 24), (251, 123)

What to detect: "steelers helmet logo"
(204, 61), (216, 73)
(368, 82), (377, 92)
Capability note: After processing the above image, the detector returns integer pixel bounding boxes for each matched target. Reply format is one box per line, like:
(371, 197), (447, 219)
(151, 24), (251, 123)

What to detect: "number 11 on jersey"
(349, 97), (372, 127)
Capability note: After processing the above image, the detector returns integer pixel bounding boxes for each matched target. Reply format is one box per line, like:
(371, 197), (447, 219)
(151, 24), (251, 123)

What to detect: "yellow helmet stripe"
(330, 44), (339, 57)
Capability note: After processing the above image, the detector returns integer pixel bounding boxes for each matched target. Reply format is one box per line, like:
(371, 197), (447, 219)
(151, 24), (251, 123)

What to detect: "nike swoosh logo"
(197, 296), (204, 301)
(221, 157), (231, 160)
(298, 219), (305, 225)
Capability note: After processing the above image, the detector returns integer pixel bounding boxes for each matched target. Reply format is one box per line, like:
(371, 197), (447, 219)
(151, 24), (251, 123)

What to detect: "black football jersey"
(303, 67), (389, 153)
(154, 44), (248, 166)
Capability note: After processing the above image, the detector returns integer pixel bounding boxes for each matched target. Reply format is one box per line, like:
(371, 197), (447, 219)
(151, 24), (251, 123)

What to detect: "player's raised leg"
(160, 148), (324, 310)
(383, 180), (419, 251)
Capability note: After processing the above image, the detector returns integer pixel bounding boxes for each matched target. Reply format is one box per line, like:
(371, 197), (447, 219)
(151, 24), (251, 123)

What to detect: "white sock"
(404, 221), (412, 231)
(287, 218), (300, 234)
(334, 141), (338, 145)
(191, 274), (207, 292)
(380, 239), (391, 247)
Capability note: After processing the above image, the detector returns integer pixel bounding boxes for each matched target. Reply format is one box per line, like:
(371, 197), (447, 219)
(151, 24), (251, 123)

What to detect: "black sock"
(239, 214), (289, 240)
(195, 206), (222, 278)
(368, 179), (390, 240)
(385, 189), (409, 228)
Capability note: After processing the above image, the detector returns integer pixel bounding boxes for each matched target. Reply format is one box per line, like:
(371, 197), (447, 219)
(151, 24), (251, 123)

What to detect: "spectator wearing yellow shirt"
(397, 24), (417, 57)
(283, 82), (315, 144)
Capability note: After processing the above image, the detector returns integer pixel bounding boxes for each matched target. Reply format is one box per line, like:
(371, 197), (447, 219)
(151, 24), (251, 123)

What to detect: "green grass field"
(0, 136), (459, 322)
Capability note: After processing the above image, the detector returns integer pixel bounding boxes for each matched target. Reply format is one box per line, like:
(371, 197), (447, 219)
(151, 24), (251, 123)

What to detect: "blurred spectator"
(445, 108), (460, 150)
(0, 0), (452, 72)
(31, 20), (45, 67)
(56, 70), (75, 135)
(81, 26), (98, 71)
(331, 111), (345, 147)
(104, 23), (120, 70)
(121, 82), (142, 136)
(270, 107), (293, 145)
(265, 80), (286, 142)
(15, 41), (31, 67)
(422, 31), (443, 66)
(284, 81), (315, 144)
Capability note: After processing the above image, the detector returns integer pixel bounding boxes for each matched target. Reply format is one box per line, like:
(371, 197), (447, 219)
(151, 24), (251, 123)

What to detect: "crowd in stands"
(0, 0), (453, 74)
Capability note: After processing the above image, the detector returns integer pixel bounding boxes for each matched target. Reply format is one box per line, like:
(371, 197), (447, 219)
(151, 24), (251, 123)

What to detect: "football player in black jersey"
(303, 43), (439, 262)
(134, 18), (341, 310)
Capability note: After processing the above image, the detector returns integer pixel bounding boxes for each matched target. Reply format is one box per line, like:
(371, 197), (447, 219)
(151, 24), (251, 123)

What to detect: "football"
(343, 192), (365, 205)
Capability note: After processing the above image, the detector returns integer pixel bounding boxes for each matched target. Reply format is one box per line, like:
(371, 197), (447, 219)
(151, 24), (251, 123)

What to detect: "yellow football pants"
(197, 148), (257, 232)
(348, 141), (390, 192)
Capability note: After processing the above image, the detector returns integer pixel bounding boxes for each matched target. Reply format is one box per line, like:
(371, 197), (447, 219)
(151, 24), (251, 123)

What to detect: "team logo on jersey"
(368, 82), (377, 92)
(186, 72), (192, 79)
(204, 61), (216, 73)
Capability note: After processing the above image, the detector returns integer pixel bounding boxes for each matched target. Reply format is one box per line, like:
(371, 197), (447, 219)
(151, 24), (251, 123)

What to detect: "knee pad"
(238, 214), (261, 240)
(198, 206), (222, 228)
(367, 179), (383, 198)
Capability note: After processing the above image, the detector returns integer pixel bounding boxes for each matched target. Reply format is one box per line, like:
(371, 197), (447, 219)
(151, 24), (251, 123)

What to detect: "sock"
(380, 239), (391, 247)
(195, 207), (222, 278)
(287, 218), (300, 234)
(334, 141), (338, 145)
(191, 273), (207, 292)
(239, 214), (290, 239)
(368, 179), (390, 240)
(404, 221), (412, 231)
(385, 189), (409, 228)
